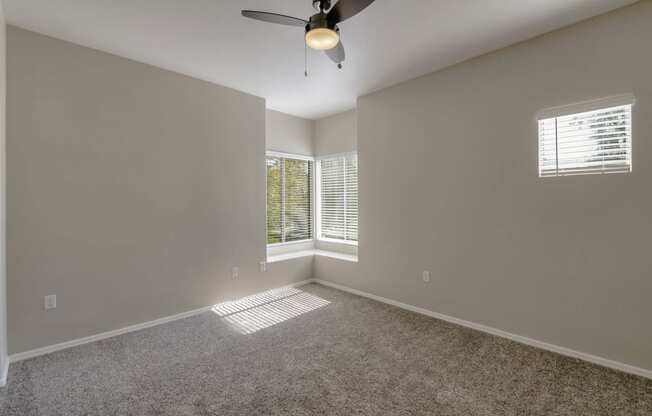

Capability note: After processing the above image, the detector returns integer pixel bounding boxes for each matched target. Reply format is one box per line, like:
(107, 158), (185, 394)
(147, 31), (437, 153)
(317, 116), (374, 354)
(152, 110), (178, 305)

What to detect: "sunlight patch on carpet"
(211, 287), (330, 334)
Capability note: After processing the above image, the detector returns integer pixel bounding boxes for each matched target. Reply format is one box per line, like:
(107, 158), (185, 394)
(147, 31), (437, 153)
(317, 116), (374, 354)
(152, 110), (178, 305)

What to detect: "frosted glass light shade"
(305, 28), (339, 50)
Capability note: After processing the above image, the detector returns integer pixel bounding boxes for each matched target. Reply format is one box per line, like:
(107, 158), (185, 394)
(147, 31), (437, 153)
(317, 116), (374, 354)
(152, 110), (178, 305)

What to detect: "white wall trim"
(0, 358), (8, 387)
(8, 279), (314, 364)
(536, 93), (636, 120)
(315, 151), (357, 161)
(266, 150), (314, 162)
(313, 279), (652, 380)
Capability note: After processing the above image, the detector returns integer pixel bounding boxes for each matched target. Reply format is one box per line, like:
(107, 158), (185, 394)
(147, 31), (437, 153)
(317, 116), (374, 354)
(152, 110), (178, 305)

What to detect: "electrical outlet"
(422, 271), (431, 283)
(232, 266), (239, 279)
(259, 261), (267, 273)
(44, 295), (57, 310)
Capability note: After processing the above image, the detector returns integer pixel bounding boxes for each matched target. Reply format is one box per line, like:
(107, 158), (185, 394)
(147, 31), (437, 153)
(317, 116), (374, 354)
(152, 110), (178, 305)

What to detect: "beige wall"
(266, 108), (357, 158)
(6, 27), (309, 354)
(266, 109), (314, 156)
(313, 109), (357, 254)
(0, 2), (7, 385)
(313, 110), (356, 157)
(316, 2), (652, 371)
(7, 2), (649, 373)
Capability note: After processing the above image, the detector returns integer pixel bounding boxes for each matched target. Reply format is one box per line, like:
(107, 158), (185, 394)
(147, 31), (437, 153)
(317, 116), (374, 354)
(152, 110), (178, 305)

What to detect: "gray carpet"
(1, 283), (650, 415)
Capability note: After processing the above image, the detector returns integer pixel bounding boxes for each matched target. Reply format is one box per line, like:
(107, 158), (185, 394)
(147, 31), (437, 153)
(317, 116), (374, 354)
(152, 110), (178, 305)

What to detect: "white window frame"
(315, 152), (359, 246)
(536, 94), (635, 177)
(266, 151), (315, 247)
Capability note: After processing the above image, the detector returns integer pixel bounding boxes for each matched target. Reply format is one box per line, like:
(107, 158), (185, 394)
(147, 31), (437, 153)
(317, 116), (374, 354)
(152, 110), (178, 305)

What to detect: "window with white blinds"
(266, 155), (313, 244)
(538, 101), (633, 177)
(317, 153), (358, 243)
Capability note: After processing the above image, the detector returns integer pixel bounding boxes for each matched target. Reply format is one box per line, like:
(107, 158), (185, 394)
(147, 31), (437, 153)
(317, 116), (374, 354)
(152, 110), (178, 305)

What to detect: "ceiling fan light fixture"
(242, 0), (377, 65)
(305, 27), (339, 50)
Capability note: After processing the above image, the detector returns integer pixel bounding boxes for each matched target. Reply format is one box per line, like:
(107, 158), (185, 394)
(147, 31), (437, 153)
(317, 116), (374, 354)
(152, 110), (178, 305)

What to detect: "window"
(266, 154), (313, 244)
(538, 96), (634, 177)
(317, 153), (358, 243)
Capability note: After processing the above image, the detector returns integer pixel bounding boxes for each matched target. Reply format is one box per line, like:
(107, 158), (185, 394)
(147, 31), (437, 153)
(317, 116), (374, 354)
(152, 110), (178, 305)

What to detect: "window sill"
(267, 250), (315, 263)
(267, 249), (358, 264)
(267, 240), (315, 258)
(314, 239), (358, 257)
(267, 239), (313, 248)
(317, 237), (358, 246)
(314, 250), (358, 262)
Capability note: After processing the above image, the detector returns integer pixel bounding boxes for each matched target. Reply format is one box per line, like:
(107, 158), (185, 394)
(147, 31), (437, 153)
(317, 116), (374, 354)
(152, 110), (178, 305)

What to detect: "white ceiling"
(4, 0), (638, 119)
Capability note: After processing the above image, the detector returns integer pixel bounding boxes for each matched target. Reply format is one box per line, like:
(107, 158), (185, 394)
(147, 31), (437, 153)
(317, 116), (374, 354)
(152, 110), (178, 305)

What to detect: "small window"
(538, 97), (633, 177)
(266, 154), (313, 245)
(317, 153), (358, 244)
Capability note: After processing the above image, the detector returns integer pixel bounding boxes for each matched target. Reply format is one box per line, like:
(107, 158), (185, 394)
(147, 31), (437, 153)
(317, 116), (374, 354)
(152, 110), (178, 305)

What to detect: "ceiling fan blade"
(327, 0), (375, 23)
(325, 41), (345, 65)
(241, 10), (308, 27)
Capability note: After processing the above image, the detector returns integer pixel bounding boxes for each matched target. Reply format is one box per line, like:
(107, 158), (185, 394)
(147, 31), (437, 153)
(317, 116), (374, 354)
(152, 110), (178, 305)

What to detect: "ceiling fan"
(242, 0), (376, 69)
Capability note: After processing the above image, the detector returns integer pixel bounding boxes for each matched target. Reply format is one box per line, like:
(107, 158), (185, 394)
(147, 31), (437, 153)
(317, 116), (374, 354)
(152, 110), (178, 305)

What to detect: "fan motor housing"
(306, 12), (338, 34)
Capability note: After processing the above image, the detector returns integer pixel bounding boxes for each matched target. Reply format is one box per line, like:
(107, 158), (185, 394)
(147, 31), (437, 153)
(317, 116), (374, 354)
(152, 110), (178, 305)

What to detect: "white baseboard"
(7, 278), (651, 381)
(9, 279), (313, 363)
(313, 279), (652, 380)
(0, 357), (8, 387)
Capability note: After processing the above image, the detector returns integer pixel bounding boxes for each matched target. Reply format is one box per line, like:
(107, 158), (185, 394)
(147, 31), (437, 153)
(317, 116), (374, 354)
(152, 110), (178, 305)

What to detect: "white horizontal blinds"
(345, 155), (358, 241)
(266, 157), (282, 244)
(538, 104), (632, 177)
(320, 157), (344, 240)
(266, 156), (312, 244)
(319, 154), (358, 242)
(283, 158), (313, 242)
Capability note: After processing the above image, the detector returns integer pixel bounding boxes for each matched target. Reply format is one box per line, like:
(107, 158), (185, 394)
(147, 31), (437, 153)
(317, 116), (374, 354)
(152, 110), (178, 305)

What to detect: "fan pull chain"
(338, 29), (343, 69)
(304, 41), (308, 77)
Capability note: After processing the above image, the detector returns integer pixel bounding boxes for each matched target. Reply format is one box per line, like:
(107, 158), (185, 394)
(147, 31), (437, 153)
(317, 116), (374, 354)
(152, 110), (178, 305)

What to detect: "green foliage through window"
(267, 156), (313, 244)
